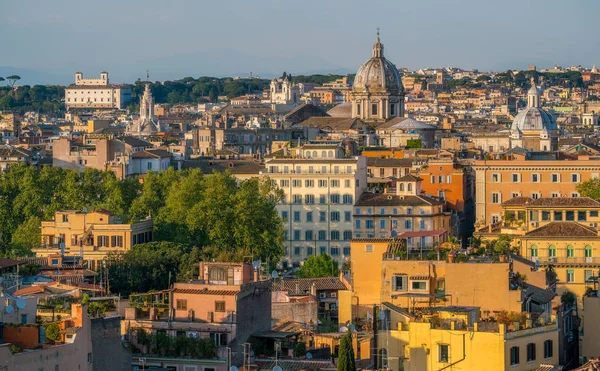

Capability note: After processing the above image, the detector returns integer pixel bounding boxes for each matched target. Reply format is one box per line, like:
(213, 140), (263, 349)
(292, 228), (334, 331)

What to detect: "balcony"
(532, 257), (600, 264)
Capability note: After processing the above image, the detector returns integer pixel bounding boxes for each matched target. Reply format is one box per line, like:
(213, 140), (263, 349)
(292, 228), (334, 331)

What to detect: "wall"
(91, 316), (130, 371)
(445, 262), (522, 313)
(350, 240), (390, 308)
(232, 280), (272, 366)
(583, 295), (600, 358)
(3, 325), (40, 349)
(272, 301), (317, 327)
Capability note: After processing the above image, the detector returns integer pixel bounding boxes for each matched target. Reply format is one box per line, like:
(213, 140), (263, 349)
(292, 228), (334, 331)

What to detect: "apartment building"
(33, 210), (154, 270)
(262, 145), (367, 265)
(472, 154), (600, 225)
(354, 176), (450, 250)
(123, 262), (271, 367)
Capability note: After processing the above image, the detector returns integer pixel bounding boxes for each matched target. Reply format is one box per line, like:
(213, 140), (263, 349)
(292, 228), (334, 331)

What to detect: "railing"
(532, 257), (600, 264)
(504, 324), (557, 339)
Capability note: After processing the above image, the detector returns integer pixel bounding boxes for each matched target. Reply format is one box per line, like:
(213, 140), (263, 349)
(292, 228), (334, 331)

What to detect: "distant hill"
(0, 67), (71, 86)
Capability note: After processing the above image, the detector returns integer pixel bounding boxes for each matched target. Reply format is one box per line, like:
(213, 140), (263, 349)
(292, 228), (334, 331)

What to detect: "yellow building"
(379, 305), (559, 371)
(34, 210), (154, 270)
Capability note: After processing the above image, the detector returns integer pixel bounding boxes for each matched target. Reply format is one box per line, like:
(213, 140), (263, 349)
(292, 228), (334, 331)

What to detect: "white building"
(65, 72), (132, 110)
(262, 144), (368, 266)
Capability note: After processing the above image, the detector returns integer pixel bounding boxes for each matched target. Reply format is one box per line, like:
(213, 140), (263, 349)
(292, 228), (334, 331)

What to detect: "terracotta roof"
(173, 288), (239, 296)
(13, 283), (55, 296)
(502, 196), (533, 206)
(355, 193), (444, 207)
(131, 149), (171, 159)
(400, 230), (447, 238)
(297, 117), (361, 131)
(528, 197), (600, 207)
(367, 157), (413, 167)
(398, 174), (422, 182)
(0, 258), (20, 269)
(525, 222), (598, 238)
(351, 237), (395, 243)
(272, 277), (348, 294)
(120, 136), (152, 147)
(254, 360), (332, 371)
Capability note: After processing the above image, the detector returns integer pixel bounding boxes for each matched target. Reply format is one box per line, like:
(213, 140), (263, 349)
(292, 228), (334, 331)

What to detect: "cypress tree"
(337, 331), (356, 371)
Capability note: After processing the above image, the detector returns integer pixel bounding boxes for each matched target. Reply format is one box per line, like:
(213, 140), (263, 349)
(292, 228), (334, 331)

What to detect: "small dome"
(352, 35), (403, 93)
(390, 117), (435, 130)
(511, 107), (556, 132)
(327, 102), (352, 118)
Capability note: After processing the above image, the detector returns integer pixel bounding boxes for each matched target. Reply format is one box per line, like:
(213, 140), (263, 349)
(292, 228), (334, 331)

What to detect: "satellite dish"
(339, 326), (348, 333)
(16, 299), (26, 309)
(252, 260), (259, 270)
(5, 305), (14, 314)
(274, 366), (283, 371)
(306, 352), (313, 360)
(271, 270), (279, 279)
(391, 229), (398, 237)
(231, 367), (239, 371)
(378, 310), (386, 320)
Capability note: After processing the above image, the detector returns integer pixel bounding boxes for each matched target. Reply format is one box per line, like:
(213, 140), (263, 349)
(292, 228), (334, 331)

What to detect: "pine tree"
(337, 331), (356, 371)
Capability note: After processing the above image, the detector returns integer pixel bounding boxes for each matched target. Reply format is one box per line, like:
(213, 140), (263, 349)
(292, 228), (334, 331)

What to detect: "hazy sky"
(2, 0), (599, 85)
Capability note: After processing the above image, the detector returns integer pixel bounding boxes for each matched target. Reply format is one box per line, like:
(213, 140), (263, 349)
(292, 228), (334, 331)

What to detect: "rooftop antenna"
(146, 70), (150, 82)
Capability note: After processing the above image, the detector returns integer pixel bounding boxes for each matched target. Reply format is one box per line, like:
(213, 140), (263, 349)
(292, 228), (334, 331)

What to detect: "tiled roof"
(355, 193), (444, 207)
(572, 360), (600, 371)
(528, 197), (600, 207)
(0, 145), (31, 158)
(398, 174), (422, 182)
(272, 277), (348, 294)
(131, 149), (171, 159)
(525, 285), (556, 304)
(297, 117), (361, 131)
(502, 196), (533, 206)
(525, 222), (598, 238)
(367, 157), (413, 167)
(0, 258), (20, 269)
(351, 238), (395, 243)
(254, 360), (333, 371)
(173, 288), (239, 296)
(120, 136), (152, 147)
(400, 230), (447, 238)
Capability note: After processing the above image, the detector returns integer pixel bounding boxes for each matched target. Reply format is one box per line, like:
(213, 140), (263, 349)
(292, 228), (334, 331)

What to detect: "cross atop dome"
(373, 27), (384, 58)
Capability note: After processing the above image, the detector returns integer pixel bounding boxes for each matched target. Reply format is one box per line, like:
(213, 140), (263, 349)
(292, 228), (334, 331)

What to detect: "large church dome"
(352, 34), (403, 93)
(511, 78), (556, 132)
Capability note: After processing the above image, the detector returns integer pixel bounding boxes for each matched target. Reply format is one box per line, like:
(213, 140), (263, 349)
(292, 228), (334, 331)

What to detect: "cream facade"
(34, 210), (154, 270)
(263, 151), (367, 265)
(65, 72), (132, 110)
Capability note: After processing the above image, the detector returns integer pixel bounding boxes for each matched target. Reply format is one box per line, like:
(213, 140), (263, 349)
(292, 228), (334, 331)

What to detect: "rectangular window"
(551, 174), (560, 183)
(331, 212), (340, 222)
(282, 211), (288, 221)
(592, 211), (599, 217)
(405, 220), (412, 229)
(331, 247), (340, 256)
(318, 230), (326, 240)
(215, 301), (226, 312)
(330, 194), (340, 204)
(305, 230), (313, 241)
(294, 230), (301, 240)
(331, 180), (340, 187)
(380, 219), (386, 229)
(567, 270), (574, 283)
(541, 211), (551, 221)
(306, 212), (313, 222)
(410, 280), (428, 292)
(511, 173), (521, 183)
(320, 212), (326, 222)
(571, 173), (580, 183)
(318, 180), (327, 188)
(343, 231), (353, 240)
(294, 211), (301, 222)
(305, 194), (315, 204)
(510, 346), (520, 365)
(531, 192), (540, 199)
(280, 180), (288, 187)
(176, 299), (187, 310)
(531, 173), (540, 183)
(491, 173), (501, 183)
(554, 211), (563, 221)
(566, 211), (575, 221)
(345, 211), (351, 222)
(293, 195), (302, 204)
(330, 230), (340, 240)
(585, 270), (593, 282)
(320, 195), (327, 204)
(355, 219), (361, 229)
(527, 343), (536, 362)
(366, 220), (374, 229)
(305, 180), (314, 187)
(439, 344), (449, 363)
(491, 193), (501, 204)
(392, 275), (407, 292)
(544, 340), (553, 359)
(343, 246), (350, 255)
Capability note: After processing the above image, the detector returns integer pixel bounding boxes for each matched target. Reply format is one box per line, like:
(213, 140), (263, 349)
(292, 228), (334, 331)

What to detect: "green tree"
(337, 331), (356, 371)
(46, 323), (61, 342)
(9, 216), (41, 256)
(297, 253), (339, 278)
(576, 178), (600, 199)
(6, 75), (21, 89)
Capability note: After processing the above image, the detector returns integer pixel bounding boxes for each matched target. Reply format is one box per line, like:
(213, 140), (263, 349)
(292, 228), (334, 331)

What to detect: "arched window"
(399, 183), (404, 191)
(407, 183), (413, 192)
(312, 151), (317, 158)
(357, 103), (361, 115)
(548, 245), (556, 258)
(328, 151), (333, 158)
(321, 151), (326, 158)
(585, 245), (593, 258)
(567, 245), (574, 258)
(530, 244), (538, 257)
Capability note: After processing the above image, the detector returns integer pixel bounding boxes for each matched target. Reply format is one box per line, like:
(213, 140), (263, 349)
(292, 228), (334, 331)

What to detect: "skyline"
(2, 0), (600, 85)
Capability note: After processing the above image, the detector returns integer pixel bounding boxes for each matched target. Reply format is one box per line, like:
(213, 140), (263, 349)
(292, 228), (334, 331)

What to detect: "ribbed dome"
(352, 35), (403, 93)
(511, 107), (556, 132)
(327, 102), (352, 118)
(390, 117), (435, 130)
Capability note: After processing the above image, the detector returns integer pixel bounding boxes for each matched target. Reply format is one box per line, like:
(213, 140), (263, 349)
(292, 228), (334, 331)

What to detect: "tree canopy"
(296, 253), (339, 278)
(576, 178), (600, 199)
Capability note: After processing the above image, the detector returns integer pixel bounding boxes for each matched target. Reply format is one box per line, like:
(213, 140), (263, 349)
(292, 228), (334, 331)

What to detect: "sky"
(2, 0), (599, 85)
